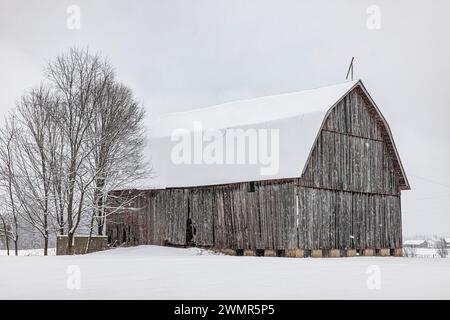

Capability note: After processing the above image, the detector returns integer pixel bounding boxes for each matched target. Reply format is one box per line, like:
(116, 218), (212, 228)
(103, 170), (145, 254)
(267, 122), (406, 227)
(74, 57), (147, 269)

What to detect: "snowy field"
(1, 245), (449, 299)
(414, 248), (444, 258)
(0, 248), (56, 256)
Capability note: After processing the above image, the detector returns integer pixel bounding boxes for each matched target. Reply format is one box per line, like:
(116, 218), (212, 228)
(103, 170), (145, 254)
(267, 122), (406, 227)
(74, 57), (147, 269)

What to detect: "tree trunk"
(44, 232), (48, 256)
(85, 209), (96, 254)
(0, 217), (10, 256)
(59, 207), (64, 235)
(14, 236), (18, 256)
(67, 191), (73, 255)
(67, 232), (73, 255)
(43, 198), (48, 256)
(95, 178), (105, 235)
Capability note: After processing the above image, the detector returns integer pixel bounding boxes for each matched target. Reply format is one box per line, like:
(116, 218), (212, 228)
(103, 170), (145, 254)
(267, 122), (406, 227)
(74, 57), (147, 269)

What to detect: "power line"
(409, 174), (450, 189)
(407, 193), (450, 202)
(403, 204), (450, 215)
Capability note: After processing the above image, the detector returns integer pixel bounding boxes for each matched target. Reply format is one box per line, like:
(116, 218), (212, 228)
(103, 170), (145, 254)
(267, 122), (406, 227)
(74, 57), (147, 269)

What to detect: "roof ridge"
(154, 79), (360, 121)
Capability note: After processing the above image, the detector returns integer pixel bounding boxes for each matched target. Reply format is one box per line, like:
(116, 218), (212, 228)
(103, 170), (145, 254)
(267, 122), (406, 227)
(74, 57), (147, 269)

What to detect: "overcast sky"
(1, 0), (449, 236)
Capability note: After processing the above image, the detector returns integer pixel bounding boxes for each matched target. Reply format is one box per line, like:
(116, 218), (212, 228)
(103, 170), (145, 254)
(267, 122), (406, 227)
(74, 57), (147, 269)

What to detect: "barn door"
(185, 197), (196, 245)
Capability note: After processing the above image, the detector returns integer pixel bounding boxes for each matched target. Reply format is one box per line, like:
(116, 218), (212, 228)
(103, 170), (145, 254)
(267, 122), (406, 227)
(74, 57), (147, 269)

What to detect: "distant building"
(403, 240), (428, 249)
(426, 239), (438, 248)
(445, 238), (450, 248)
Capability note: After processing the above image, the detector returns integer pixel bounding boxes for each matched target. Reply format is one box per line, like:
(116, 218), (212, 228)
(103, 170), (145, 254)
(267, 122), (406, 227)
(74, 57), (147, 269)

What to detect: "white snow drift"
(1, 245), (449, 299)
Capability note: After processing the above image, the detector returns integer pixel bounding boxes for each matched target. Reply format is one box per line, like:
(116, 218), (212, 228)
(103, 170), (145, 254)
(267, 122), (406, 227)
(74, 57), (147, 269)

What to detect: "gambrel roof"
(141, 80), (409, 189)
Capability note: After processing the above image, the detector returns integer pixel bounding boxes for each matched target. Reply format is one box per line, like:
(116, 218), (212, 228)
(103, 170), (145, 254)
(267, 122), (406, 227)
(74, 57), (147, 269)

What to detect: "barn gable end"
(296, 85), (405, 252)
(301, 86), (405, 195)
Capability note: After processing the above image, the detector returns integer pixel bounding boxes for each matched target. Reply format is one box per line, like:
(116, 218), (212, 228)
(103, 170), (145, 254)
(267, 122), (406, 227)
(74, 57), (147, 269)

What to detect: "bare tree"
(0, 47), (149, 255)
(436, 238), (448, 258)
(11, 85), (60, 255)
(403, 246), (417, 258)
(88, 82), (147, 237)
(0, 115), (21, 255)
(45, 49), (111, 254)
(46, 49), (149, 253)
(0, 208), (11, 255)
(0, 87), (60, 256)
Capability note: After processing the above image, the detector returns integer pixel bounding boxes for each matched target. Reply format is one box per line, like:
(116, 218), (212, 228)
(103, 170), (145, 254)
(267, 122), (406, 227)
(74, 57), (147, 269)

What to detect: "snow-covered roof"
(403, 240), (427, 246)
(150, 80), (359, 138)
(134, 79), (408, 189)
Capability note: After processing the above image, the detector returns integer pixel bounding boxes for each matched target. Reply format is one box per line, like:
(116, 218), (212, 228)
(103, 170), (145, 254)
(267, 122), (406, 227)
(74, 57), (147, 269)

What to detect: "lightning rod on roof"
(345, 57), (355, 81)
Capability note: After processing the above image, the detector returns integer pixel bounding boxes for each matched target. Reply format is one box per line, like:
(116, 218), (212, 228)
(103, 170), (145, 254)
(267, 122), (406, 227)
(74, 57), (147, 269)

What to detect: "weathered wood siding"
(106, 88), (404, 253)
(295, 88), (403, 250)
(296, 187), (402, 250)
(302, 89), (401, 195)
(107, 180), (298, 250)
(106, 182), (402, 251)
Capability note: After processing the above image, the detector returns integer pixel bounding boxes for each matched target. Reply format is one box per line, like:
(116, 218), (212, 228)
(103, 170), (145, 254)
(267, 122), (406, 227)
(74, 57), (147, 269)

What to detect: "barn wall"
(107, 180), (298, 250)
(106, 180), (402, 251)
(296, 187), (402, 250)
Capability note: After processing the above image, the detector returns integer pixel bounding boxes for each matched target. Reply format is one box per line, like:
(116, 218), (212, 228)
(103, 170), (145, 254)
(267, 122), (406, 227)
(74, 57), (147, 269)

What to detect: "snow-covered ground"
(1, 245), (449, 299)
(414, 248), (443, 258)
(0, 248), (56, 256)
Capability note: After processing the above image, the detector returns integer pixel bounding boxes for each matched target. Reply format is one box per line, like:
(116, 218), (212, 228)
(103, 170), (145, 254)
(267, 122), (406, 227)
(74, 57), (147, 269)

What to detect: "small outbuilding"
(403, 240), (428, 249)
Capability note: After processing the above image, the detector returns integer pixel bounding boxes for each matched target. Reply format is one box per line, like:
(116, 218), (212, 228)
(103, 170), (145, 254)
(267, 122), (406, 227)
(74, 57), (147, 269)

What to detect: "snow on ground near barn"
(0, 248), (56, 256)
(1, 245), (449, 299)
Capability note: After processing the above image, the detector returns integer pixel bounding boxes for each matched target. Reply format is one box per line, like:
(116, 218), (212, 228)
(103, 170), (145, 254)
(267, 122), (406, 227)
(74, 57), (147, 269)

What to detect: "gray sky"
(1, 0), (449, 236)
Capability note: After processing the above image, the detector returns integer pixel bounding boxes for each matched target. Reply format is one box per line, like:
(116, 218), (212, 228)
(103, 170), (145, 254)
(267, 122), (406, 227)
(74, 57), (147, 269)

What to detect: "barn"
(106, 80), (410, 257)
